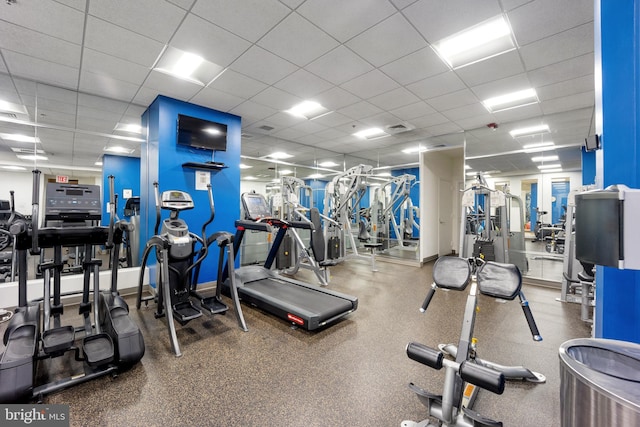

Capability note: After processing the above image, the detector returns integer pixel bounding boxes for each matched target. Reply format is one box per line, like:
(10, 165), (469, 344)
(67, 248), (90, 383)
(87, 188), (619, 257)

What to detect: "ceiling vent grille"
(258, 125), (274, 131)
(1, 113), (18, 119)
(386, 122), (415, 134)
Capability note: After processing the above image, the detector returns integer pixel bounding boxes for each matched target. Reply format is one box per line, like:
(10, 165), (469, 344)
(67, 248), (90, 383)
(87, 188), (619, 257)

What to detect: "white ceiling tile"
(404, 0), (503, 43)
(390, 0), (419, 9)
(271, 127), (306, 141)
(454, 51), (525, 87)
(306, 46), (373, 85)
(454, 114), (497, 130)
(297, 0), (396, 43)
(168, 0), (196, 9)
(407, 112), (450, 128)
(170, 14), (252, 68)
(313, 87), (360, 111)
(82, 48), (150, 86)
(427, 89), (479, 111)
(84, 16), (165, 67)
(426, 122), (463, 136)
(314, 128), (349, 141)
(0, 0), (84, 43)
(442, 103), (489, 121)
(501, 0), (534, 10)
(340, 70), (399, 99)
(144, 71), (203, 100)
(278, 0), (303, 8)
(31, 84), (77, 106)
(208, 70), (268, 99)
(261, 112), (302, 127)
(79, 71), (140, 101)
(75, 115), (118, 133)
(192, 0), (290, 43)
(131, 87), (159, 107)
(54, 0), (87, 11)
(188, 87), (245, 112)
(389, 102), (436, 121)
(78, 93), (129, 115)
(346, 14), (427, 67)
(230, 100), (279, 121)
(274, 69), (333, 98)
(380, 47), (449, 86)
(520, 23), (593, 70)
(89, 0), (185, 43)
(311, 112), (353, 128)
(470, 73), (532, 100)
(540, 91), (594, 115)
(258, 13), (338, 67)
(0, 60), (6, 74)
(4, 51), (79, 90)
(360, 112), (404, 128)
(337, 101), (383, 120)
(124, 104), (147, 119)
(229, 45), (297, 85)
(528, 53), (594, 87)
(290, 120), (328, 134)
(537, 75), (594, 102)
(368, 87), (420, 111)
(492, 102), (543, 122)
(509, 0), (593, 46)
(251, 87), (302, 110)
(407, 72), (465, 100)
(294, 134), (325, 145)
(0, 22), (81, 68)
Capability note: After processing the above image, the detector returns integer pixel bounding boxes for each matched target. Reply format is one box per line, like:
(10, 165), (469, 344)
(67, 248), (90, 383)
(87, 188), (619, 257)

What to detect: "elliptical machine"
(136, 182), (246, 357)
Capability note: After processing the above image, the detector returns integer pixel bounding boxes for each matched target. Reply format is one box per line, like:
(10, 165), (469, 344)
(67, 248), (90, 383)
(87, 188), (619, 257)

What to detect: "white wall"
(240, 180), (268, 196)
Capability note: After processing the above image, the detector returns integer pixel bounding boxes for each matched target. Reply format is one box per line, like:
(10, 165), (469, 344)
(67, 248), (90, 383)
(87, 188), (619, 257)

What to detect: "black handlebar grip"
(459, 361), (505, 395)
(106, 175), (116, 248)
(406, 342), (444, 370)
(521, 301), (543, 341)
(153, 182), (161, 236)
(30, 169), (41, 255)
(420, 285), (436, 313)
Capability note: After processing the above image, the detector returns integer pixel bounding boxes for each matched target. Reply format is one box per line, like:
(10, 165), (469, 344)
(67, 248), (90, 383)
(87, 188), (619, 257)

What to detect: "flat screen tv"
(584, 134), (600, 152)
(575, 190), (621, 268)
(177, 114), (227, 151)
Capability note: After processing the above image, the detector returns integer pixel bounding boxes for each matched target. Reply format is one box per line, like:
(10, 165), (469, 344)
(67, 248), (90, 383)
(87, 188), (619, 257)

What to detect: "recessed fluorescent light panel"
(434, 15), (515, 68)
(2, 165), (27, 171)
(483, 88), (538, 113)
(0, 100), (28, 115)
(104, 146), (135, 154)
(537, 164), (561, 170)
(17, 154), (48, 161)
(266, 152), (293, 160)
(285, 101), (331, 120)
(531, 155), (559, 162)
(318, 161), (338, 167)
(523, 141), (554, 149)
(307, 173), (324, 179)
(465, 164), (472, 169)
(524, 145), (557, 154)
(278, 169), (293, 175)
(402, 145), (427, 154)
(0, 133), (41, 143)
(153, 47), (225, 86)
(244, 176), (257, 180)
(114, 123), (142, 134)
(94, 161), (103, 166)
(353, 127), (389, 140)
(239, 163), (252, 169)
(541, 168), (563, 173)
(509, 124), (550, 138)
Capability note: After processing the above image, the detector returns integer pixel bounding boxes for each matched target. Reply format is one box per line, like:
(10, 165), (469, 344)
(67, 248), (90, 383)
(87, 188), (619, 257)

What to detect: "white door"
(438, 179), (453, 256)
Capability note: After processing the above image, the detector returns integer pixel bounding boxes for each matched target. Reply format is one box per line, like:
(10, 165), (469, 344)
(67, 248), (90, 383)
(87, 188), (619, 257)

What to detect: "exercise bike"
(403, 256), (545, 427)
(136, 182), (247, 357)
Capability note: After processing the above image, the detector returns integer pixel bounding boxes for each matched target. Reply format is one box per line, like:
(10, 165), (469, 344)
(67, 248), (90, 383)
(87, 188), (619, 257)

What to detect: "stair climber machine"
(0, 172), (145, 403)
(222, 192), (358, 331)
(403, 256), (545, 427)
(0, 190), (26, 283)
(136, 182), (247, 357)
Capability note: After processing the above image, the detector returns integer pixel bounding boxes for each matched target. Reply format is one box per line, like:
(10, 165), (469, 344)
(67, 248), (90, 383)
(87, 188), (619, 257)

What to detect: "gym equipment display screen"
(575, 191), (621, 268)
(177, 114), (227, 151)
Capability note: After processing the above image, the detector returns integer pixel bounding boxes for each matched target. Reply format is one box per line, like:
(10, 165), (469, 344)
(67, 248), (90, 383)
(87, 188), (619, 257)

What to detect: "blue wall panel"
(101, 155), (140, 225)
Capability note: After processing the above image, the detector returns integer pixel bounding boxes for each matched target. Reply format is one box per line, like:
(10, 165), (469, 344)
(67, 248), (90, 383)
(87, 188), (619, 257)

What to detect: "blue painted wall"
(594, 0), (640, 343)
(140, 96), (241, 286)
(581, 147), (596, 185)
(101, 155), (141, 225)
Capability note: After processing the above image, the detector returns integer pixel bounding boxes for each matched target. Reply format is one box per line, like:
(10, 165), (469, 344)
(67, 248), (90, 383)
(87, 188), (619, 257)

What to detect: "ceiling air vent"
(386, 122), (415, 134)
(258, 125), (274, 131)
(1, 113), (18, 119)
(241, 133), (254, 138)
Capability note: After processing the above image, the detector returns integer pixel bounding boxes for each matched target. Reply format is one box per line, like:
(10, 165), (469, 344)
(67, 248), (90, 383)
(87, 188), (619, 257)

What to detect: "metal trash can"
(559, 338), (640, 426)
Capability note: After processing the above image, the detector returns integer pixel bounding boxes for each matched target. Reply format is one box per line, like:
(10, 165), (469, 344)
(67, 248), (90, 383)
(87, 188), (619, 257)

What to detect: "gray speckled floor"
(2, 258), (590, 426)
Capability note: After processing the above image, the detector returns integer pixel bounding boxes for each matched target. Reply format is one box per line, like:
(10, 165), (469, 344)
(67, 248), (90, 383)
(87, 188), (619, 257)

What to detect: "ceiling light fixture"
(318, 161), (338, 167)
(509, 124), (550, 138)
(434, 15), (515, 69)
(278, 169), (293, 175)
(266, 152), (293, 160)
(531, 155), (559, 162)
(17, 154), (48, 161)
(465, 164), (472, 169)
(541, 168), (563, 173)
(172, 52), (204, 78)
(104, 146), (135, 154)
(244, 176), (257, 180)
(538, 163), (562, 170)
(2, 165), (27, 171)
(0, 100), (27, 115)
(239, 163), (252, 169)
(113, 123), (143, 134)
(402, 145), (427, 154)
(524, 145), (557, 154)
(483, 88), (538, 112)
(353, 127), (389, 140)
(153, 47), (225, 85)
(285, 101), (331, 120)
(0, 133), (41, 143)
(94, 161), (103, 166)
(307, 173), (324, 179)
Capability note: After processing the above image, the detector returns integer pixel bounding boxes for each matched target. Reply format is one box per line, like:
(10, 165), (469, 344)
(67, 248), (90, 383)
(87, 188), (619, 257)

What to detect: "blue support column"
(594, 0), (640, 342)
(140, 96), (241, 286)
(581, 147), (596, 185)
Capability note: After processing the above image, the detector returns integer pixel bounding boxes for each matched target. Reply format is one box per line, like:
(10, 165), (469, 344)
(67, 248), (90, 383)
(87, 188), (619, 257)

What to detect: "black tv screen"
(177, 114), (227, 151)
(575, 191), (622, 267)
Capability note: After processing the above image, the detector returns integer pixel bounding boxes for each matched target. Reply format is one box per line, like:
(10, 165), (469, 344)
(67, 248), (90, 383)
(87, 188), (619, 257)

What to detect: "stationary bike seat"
(432, 257), (471, 291)
(477, 261), (521, 300)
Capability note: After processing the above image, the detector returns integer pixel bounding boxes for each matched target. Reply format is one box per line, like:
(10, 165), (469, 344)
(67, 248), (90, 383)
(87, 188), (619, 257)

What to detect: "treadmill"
(223, 192), (357, 330)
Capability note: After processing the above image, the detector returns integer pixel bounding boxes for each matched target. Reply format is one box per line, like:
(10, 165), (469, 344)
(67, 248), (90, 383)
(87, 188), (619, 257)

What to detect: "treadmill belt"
(241, 278), (353, 320)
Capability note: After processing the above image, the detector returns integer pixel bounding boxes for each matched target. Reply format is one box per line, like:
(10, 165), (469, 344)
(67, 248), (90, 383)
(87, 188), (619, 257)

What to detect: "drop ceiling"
(0, 0), (595, 180)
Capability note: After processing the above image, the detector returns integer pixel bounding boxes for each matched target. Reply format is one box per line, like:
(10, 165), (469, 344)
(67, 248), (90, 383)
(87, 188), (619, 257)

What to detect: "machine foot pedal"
(200, 296), (228, 315)
(461, 407), (503, 427)
(42, 326), (75, 355)
(83, 333), (115, 367)
(173, 301), (202, 324)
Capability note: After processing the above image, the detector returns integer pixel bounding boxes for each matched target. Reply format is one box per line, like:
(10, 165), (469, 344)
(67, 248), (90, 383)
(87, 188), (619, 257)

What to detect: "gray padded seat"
(433, 257), (471, 291)
(477, 261), (521, 300)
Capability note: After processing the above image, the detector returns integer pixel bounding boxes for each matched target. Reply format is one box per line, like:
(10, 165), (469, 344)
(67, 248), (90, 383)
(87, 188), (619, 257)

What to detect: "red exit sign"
(56, 175), (69, 183)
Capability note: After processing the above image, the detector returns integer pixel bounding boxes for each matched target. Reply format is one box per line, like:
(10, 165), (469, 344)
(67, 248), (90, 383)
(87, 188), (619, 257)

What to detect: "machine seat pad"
(477, 261), (521, 300)
(432, 257), (471, 291)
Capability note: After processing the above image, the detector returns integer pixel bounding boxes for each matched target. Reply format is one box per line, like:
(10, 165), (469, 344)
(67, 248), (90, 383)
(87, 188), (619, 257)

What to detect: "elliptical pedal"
(42, 326), (75, 355)
(199, 296), (228, 315)
(82, 333), (114, 367)
(172, 300), (202, 324)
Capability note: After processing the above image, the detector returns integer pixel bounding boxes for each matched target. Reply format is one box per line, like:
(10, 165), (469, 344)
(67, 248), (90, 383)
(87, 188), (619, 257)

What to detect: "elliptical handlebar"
(106, 175), (116, 248)
(153, 182), (161, 236)
(30, 169), (41, 255)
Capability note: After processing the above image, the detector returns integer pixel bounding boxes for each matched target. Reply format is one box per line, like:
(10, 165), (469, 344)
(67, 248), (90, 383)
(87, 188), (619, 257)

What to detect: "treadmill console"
(161, 191), (194, 211)
(45, 183), (101, 221)
(241, 192), (272, 220)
